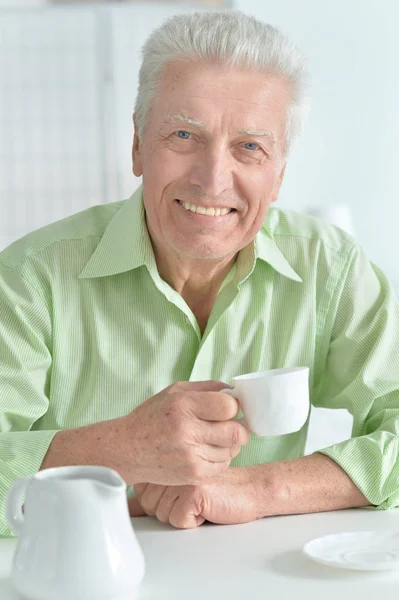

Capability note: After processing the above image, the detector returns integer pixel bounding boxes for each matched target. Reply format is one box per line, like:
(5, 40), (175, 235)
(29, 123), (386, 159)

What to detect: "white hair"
(134, 11), (310, 156)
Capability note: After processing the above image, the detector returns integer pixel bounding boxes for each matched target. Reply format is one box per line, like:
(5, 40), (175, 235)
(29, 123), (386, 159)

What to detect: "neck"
(157, 249), (236, 335)
(154, 245), (237, 301)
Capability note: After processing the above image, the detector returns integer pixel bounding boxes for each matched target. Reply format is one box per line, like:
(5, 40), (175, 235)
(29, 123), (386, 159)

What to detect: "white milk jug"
(6, 465), (145, 600)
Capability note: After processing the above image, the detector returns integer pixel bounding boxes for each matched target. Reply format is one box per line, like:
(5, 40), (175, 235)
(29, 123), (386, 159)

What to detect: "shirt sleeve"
(0, 260), (59, 536)
(314, 244), (399, 509)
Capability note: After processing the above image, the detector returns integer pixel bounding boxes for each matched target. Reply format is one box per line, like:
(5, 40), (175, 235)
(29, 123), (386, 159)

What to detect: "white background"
(235, 0), (399, 293)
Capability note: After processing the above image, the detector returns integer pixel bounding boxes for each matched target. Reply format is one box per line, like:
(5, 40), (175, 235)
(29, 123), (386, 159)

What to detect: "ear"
(132, 114), (143, 177)
(271, 161), (287, 203)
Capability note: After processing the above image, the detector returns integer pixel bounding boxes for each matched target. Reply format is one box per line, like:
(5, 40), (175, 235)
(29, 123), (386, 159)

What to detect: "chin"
(174, 242), (230, 261)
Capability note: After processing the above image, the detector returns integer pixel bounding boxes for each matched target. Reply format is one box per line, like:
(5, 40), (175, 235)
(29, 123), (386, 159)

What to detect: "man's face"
(133, 61), (289, 261)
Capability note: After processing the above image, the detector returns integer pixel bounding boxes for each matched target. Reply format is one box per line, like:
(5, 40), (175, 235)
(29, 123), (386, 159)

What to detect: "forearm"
(252, 453), (370, 518)
(40, 417), (132, 481)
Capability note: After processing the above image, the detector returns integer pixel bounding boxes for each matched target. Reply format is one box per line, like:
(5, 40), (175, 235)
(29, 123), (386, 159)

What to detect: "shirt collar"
(79, 186), (302, 283)
(253, 226), (303, 282)
(79, 186), (153, 279)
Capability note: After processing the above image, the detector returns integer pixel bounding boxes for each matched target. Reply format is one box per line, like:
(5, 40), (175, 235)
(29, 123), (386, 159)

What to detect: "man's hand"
(128, 454), (371, 528)
(129, 467), (261, 529)
(40, 381), (251, 488)
(122, 381), (251, 486)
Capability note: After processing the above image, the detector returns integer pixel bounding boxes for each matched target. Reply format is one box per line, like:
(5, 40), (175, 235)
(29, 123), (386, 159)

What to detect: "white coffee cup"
(221, 367), (310, 437)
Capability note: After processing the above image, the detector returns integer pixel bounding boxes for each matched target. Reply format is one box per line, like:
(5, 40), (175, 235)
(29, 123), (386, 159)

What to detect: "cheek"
(143, 148), (194, 188)
(240, 170), (277, 208)
(237, 169), (280, 231)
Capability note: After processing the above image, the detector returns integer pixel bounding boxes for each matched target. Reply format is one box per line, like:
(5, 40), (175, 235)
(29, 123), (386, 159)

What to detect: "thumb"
(175, 380), (230, 392)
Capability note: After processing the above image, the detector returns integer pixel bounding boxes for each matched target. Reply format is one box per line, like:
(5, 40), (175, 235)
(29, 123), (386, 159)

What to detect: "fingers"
(200, 444), (242, 463)
(127, 496), (147, 517)
(138, 484), (205, 529)
(134, 483), (149, 496)
(168, 489), (205, 529)
(167, 381), (238, 421)
(201, 421), (252, 448)
(138, 484), (168, 517)
(187, 391), (239, 421)
(197, 459), (230, 480)
(154, 486), (182, 523)
(169, 380), (231, 393)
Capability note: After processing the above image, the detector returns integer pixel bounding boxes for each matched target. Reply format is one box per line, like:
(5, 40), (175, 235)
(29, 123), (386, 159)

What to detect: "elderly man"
(0, 11), (398, 535)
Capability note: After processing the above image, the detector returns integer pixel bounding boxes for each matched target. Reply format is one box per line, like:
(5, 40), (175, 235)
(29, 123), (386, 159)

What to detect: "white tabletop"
(1, 509), (398, 600)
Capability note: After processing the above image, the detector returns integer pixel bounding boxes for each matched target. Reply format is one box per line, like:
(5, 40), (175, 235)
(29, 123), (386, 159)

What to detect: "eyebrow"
(162, 113), (276, 143)
(238, 128), (276, 142)
(162, 114), (206, 128)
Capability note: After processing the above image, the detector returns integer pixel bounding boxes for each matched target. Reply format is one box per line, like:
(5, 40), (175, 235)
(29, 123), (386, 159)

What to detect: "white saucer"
(303, 531), (399, 571)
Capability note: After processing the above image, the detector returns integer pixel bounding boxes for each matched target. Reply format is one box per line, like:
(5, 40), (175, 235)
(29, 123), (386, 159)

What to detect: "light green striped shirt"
(1, 186), (399, 536)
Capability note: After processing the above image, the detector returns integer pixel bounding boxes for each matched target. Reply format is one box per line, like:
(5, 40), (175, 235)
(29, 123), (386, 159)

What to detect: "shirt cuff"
(0, 430), (59, 536)
(317, 430), (399, 510)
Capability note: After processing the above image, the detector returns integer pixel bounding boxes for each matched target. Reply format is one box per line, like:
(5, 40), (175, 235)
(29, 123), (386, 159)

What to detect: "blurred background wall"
(1, 0), (398, 451)
(0, 1), (227, 247)
(2, 0), (398, 291)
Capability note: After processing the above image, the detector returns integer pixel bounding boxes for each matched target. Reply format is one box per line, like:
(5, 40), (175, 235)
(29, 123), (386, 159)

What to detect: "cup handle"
(5, 476), (32, 536)
(220, 388), (250, 429)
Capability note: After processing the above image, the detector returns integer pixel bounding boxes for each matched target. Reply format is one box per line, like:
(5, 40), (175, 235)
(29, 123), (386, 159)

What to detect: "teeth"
(179, 201), (231, 216)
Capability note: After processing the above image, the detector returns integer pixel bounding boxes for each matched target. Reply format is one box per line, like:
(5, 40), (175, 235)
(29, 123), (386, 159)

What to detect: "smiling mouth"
(177, 199), (235, 216)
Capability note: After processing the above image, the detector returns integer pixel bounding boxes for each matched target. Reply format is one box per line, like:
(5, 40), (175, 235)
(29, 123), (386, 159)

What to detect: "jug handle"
(5, 476), (33, 536)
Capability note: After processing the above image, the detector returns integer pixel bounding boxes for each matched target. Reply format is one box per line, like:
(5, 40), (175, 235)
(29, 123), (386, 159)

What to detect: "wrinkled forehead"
(150, 60), (290, 141)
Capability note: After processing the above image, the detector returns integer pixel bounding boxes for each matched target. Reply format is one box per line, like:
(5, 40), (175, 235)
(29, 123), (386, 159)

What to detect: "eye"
(176, 130), (192, 140)
(243, 142), (260, 151)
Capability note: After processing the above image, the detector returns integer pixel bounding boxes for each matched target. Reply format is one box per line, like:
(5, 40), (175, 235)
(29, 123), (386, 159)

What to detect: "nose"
(188, 143), (234, 198)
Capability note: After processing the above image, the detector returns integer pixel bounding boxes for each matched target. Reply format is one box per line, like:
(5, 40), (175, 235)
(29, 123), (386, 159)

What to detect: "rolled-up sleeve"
(315, 244), (399, 509)
(0, 260), (58, 536)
